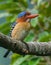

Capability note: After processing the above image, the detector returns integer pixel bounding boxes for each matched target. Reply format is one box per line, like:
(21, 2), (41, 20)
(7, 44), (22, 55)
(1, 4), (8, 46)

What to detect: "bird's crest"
(18, 11), (26, 18)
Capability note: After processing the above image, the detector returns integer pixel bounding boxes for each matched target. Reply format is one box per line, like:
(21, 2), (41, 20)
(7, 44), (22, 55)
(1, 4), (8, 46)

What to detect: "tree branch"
(0, 32), (51, 56)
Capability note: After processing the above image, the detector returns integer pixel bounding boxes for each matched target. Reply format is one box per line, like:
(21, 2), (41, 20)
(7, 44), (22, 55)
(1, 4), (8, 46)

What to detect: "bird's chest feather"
(11, 22), (31, 40)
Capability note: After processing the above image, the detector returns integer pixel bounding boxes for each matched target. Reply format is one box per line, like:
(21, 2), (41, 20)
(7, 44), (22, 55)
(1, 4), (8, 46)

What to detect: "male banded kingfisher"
(4, 11), (38, 57)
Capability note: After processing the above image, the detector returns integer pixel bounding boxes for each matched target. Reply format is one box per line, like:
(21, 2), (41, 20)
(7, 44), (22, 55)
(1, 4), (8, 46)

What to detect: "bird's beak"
(27, 14), (39, 19)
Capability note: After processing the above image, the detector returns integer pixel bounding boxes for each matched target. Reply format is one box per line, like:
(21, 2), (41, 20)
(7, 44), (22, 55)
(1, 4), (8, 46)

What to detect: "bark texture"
(0, 32), (51, 56)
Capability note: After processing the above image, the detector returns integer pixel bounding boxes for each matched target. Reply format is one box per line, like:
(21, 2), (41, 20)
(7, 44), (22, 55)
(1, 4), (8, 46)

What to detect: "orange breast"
(11, 22), (31, 40)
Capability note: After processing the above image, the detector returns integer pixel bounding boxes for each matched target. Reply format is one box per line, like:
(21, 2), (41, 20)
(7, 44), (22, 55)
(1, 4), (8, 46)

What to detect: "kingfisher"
(4, 11), (38, 57)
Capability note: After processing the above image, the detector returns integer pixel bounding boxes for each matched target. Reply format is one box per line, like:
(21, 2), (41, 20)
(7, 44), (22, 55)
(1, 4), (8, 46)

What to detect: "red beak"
(27, 14), (39, 19)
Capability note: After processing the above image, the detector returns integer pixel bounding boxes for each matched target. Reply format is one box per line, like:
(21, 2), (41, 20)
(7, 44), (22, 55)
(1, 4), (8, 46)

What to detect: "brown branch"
(0, 32), (51, 56)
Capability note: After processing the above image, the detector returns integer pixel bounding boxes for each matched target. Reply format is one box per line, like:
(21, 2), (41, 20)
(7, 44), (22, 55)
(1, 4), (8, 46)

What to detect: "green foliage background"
(0, 0), (51, 65)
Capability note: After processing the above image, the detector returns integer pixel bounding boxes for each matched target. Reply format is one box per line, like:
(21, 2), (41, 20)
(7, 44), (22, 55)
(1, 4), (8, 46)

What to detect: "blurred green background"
(0, 0), (51, 65)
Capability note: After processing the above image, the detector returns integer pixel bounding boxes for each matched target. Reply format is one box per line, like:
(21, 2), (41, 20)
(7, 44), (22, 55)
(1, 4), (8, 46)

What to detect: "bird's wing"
(9, 22), (17, 36)
(4, 22), (17, 57)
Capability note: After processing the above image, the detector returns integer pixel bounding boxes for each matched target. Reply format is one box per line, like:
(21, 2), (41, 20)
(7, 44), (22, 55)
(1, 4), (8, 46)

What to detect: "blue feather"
(18, 11), (26, 18)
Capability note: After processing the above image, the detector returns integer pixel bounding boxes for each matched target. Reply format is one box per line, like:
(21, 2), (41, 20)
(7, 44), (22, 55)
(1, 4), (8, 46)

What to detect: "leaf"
(17, 0), (28, 8)
(0, 22), (10, 30)
(11, 55), (30, 65)
(11, 54), (21, 65)
(28, 58), (41, 65)
(30, 9), (39, 27)
(0, 12), (10, 18)
(2, 27), (10, 34)
(24, 30), (34, 42)
(37, 31), (51, 42)
(0, 0), (12, 2)
(31, 17), (38, 27)
(37, 0), (43, 7)
(0, 2), (20, 10)
(8, 9), (22, 14)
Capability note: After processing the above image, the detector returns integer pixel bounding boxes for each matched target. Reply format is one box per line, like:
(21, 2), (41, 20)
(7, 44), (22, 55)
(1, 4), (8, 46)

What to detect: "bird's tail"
(4, 50), (10, 57)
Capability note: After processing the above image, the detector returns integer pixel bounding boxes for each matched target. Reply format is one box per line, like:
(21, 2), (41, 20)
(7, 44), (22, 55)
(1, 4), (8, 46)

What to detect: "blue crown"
(18, 11), (26, 18)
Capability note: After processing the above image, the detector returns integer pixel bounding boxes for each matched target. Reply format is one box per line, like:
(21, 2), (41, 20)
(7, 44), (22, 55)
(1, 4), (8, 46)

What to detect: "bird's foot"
(21, 41), (29, 54)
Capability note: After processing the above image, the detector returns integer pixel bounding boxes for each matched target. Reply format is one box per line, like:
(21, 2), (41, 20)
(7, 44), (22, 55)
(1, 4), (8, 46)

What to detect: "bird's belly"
(17, 30), (28, 40)
(11, 22), (31, 40)
(11, 28), (29, 40)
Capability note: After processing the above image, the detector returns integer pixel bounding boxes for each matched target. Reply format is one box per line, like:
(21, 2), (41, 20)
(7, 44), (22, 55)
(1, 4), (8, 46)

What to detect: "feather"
(18, 11), (26, 18)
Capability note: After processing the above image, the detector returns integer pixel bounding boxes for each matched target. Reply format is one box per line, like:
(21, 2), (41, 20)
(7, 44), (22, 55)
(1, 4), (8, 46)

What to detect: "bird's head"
(16, 11), (39, 23)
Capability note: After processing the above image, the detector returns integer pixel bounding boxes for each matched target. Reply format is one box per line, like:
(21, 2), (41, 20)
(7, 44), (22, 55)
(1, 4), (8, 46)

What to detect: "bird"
(4, 11), (38, 57)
